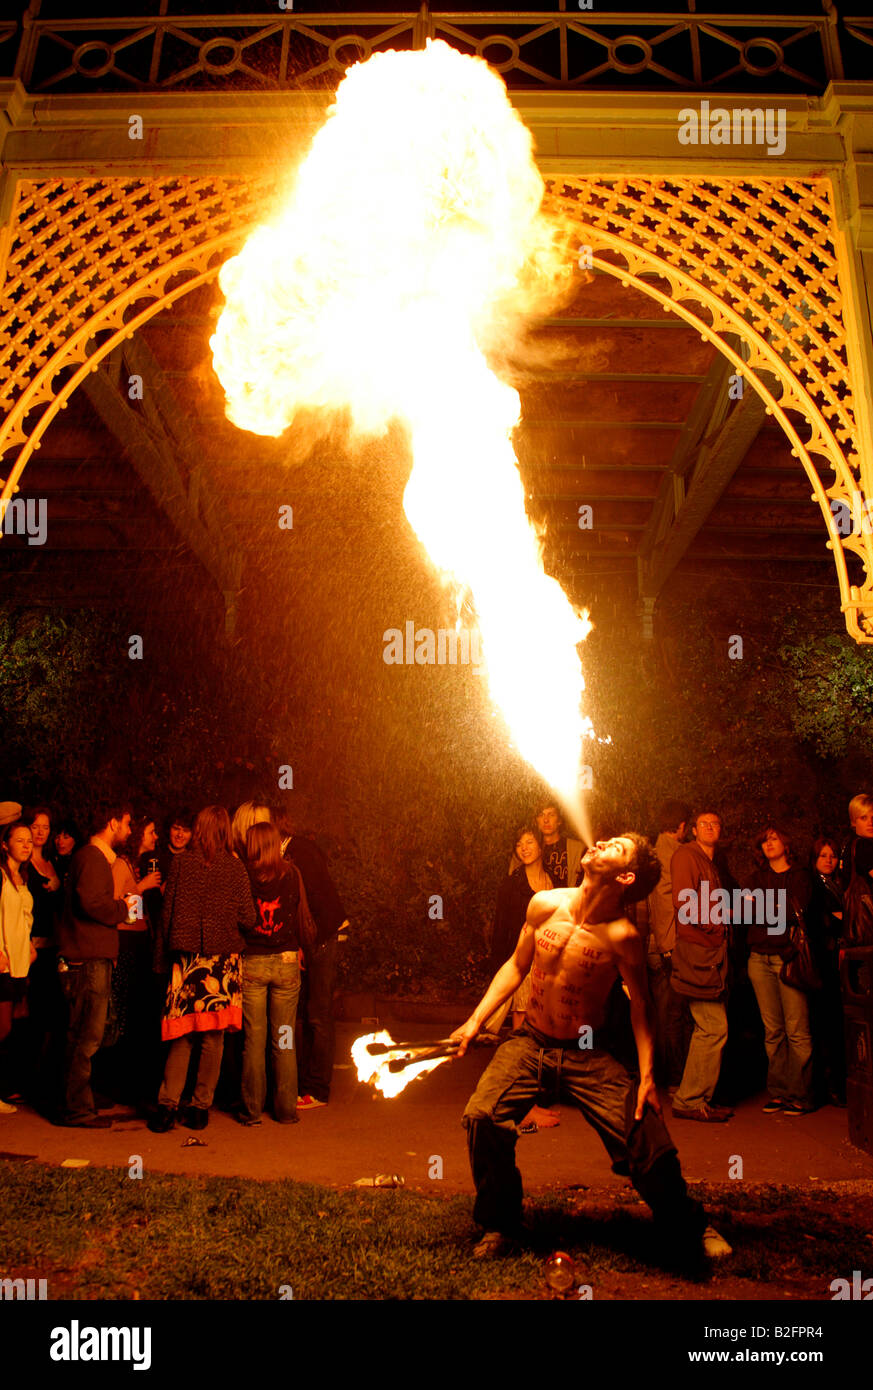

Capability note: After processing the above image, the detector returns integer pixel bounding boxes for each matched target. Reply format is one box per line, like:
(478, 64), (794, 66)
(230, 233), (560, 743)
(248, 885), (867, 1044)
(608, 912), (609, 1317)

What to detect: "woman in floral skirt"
(149, 805), (256, 1132)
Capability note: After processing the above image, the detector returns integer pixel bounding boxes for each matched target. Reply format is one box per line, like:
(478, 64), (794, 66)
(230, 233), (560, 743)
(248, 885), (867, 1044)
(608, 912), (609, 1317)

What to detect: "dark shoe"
(182, 1106), (209, 1130)
(762, 1097), (783, 1113)
(708, 1104), (735, 1117)
(671, 1103), (730, 1123)
(147, 1105), (176, 1134)
(275, 1114), (300, 1125)
(782, 1101), (812, 1115)
(235, 1112), (262, 1127)
(63, 1114), (112, 1129)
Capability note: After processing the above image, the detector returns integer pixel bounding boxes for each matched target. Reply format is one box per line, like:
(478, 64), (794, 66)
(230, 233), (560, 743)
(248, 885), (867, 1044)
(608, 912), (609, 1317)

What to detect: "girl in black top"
(238, 822), (304, 1126)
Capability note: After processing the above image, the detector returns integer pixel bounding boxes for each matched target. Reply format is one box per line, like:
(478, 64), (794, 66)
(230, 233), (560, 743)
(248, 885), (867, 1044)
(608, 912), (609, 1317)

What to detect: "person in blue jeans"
(239, 822), (313, 1126)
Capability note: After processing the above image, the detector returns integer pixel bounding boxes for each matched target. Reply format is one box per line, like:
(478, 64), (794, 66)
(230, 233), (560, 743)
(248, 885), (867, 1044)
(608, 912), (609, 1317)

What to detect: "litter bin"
(841, 946), (873, 1156)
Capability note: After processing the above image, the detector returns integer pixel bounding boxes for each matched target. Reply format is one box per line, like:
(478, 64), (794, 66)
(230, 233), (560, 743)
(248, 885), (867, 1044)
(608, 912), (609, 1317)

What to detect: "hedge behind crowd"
(2, 574), (872, 1002)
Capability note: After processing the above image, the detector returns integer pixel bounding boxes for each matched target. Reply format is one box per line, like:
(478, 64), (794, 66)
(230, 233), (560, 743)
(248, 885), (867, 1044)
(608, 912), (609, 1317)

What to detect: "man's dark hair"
(619, 831), (661, 903)
(535, 801), (563, 826)
(657, 800), (692, 834)
(166, 807), (194, 832)
(89, 803), (133, 836)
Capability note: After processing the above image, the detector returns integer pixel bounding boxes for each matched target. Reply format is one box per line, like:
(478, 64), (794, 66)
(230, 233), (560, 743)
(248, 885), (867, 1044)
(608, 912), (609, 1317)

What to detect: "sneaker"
(62, 1114), (112, 1129)
(762, 1097), (783, 1113)
(297, 1095), (327, 1109)
(671, 1103), (730, 1123)
(703, 1225), (733, 1259)
(0, 1099), (17, 1115)
(235, 1113), (262, 1127)
(782, 1101), (811, 1115)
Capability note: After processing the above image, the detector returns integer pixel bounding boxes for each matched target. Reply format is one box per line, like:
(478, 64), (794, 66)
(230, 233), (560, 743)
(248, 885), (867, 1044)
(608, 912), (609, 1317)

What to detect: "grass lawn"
(2, 1161), (871, 1300)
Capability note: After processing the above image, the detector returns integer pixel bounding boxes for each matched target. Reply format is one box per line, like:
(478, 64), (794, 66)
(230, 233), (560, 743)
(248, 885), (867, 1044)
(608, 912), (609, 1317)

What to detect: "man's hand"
(634, 1075), (661, 1121)
(449, 1017), (480, 1059)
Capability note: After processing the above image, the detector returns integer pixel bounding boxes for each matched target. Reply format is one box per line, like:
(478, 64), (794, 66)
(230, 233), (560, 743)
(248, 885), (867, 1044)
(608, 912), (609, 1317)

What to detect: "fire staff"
(450, 832), (732, 1263)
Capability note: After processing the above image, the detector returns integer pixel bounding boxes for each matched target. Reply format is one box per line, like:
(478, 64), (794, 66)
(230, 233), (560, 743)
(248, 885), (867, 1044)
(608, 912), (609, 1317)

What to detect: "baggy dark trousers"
(462, 1023), (705, 1241)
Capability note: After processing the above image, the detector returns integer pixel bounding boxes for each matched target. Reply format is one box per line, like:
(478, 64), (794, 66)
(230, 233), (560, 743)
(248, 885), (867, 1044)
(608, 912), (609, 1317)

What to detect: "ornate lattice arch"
(546, 175), (870, 639)
(0, 173), (869, 637)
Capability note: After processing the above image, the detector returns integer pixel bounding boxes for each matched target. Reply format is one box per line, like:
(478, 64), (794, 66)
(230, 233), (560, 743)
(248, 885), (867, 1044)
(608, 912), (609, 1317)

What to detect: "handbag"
(779, 897), (822, 993)
(842, 840), (873, 947)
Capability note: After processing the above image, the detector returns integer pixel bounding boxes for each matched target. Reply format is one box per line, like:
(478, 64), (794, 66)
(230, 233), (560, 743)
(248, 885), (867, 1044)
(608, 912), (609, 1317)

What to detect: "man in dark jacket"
(278, 815), (347, 1109)
(56, 803), (134, 1127)
(669, 811), (734, 1124)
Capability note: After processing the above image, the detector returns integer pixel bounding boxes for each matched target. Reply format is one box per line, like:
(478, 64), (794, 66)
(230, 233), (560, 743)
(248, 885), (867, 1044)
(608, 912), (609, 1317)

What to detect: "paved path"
(1, 1024), (870, 1194)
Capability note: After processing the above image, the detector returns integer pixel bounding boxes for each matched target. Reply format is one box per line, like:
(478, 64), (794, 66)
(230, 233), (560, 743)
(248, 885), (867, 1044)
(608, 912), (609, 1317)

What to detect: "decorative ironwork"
(0, 169), (871, 639)
(0, 174), (274, 512)
(6, 5), (857, 95)
(547, 175), (871, 639)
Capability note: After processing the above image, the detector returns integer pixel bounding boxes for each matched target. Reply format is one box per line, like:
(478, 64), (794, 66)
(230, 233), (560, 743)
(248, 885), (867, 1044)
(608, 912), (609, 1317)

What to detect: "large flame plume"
(211, 39), (594, 832)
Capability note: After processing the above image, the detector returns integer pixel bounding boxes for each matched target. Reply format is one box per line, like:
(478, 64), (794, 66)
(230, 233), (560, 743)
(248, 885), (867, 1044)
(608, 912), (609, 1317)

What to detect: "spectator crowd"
(488, 794), (873, 1127)
(0, 787), (869, 1134)
(0, 798), (347, 1130)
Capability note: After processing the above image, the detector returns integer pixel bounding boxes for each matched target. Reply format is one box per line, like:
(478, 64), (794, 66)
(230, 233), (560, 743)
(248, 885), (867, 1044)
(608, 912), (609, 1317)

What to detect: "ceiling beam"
(637, 346), (770, 602)
(81, 341), (243, 636)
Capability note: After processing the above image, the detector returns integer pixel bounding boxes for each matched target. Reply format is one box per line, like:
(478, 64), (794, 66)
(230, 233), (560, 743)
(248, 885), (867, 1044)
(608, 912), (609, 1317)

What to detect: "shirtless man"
(452, 832), (731, 1263)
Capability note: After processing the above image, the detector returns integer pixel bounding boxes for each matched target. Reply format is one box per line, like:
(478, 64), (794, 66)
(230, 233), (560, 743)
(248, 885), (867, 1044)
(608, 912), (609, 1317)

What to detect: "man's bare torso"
(525, 888), (635, 1038)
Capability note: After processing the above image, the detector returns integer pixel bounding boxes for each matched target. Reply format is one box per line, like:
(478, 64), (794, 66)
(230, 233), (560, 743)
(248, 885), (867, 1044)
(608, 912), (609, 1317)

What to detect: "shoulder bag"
(779, 896), (822, 993)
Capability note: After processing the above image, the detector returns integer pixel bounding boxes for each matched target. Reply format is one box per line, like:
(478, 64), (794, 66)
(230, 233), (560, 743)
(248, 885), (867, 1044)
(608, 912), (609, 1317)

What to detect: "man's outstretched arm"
(450, 916), (538, 1057)
(615, 925), (661, 1120)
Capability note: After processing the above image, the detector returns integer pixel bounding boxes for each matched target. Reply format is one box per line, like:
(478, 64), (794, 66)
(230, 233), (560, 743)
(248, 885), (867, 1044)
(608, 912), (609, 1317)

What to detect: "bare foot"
(522, 1105), (560, 1129)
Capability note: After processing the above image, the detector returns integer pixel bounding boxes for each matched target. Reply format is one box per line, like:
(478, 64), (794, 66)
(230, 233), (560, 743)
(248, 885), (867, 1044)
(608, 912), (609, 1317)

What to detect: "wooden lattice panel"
(546, 175), (871, 639)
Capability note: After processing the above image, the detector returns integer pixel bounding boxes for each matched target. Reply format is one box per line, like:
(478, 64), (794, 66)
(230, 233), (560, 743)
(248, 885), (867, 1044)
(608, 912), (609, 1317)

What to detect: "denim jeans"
(241, 954), (300, 1122)
(60, 958), (113, 1122)
(672, 998), (728, 1111)
(747, 951), (813, 1106)
(298, 939), (337, 1102)
(647, 954), (692, 1088)
(158, 1031), (225, 1110)
(462, 1024), (704, 1243)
